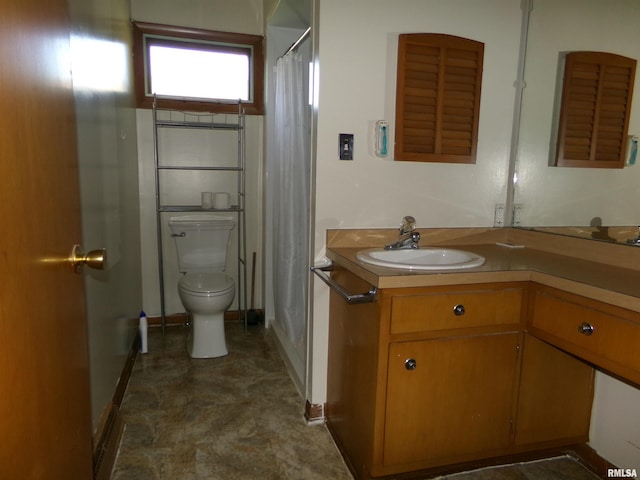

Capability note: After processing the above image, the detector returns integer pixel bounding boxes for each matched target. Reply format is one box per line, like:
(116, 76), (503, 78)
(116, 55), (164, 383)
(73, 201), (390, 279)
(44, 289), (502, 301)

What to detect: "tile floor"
(111, 323), (602, 480)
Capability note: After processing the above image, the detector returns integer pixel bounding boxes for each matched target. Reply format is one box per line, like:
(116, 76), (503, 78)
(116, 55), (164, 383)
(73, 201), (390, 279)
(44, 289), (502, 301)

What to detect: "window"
(555, 51), (636, 168)
(394, 33), (484, 164)
(132, 22), (264, 114)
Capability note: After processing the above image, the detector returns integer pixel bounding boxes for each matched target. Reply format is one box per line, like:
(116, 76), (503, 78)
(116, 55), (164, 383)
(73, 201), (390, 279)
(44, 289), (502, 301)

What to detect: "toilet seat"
(179, 272), (234, 296)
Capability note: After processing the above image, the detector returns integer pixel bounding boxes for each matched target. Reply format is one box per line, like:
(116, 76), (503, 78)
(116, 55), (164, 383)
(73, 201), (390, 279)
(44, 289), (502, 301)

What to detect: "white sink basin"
(356, 247), (485, 271)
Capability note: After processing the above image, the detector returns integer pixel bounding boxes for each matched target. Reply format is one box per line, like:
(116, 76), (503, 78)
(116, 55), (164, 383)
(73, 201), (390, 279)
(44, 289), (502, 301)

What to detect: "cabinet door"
(515, 334), (593, 446)
(383, 333), (520, 468)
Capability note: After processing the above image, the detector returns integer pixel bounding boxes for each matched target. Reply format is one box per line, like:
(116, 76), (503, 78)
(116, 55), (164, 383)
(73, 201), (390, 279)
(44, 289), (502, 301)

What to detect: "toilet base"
(187, 314), (228, 359)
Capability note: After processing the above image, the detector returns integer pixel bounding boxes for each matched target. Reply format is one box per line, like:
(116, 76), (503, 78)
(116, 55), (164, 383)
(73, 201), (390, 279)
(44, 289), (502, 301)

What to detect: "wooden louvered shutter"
(394, 34), (484, 164)
(556, 52), (636, 168)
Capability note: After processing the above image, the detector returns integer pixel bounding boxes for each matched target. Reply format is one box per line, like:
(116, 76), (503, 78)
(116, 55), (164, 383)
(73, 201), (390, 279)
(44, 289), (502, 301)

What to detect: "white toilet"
(169, 214), (236, 358)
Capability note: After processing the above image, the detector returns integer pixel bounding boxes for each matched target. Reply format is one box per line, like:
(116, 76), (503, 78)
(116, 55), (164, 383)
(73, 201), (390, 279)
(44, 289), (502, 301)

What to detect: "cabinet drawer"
(390, 287), (523, 335)
(530, 289), (640, 381)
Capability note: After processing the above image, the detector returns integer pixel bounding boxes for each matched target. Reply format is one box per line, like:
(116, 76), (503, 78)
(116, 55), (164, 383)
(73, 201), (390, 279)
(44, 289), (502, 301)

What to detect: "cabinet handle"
(578, 322), (595, 336)
(405, 358), (417, 370)
(453, 304), (465, 316)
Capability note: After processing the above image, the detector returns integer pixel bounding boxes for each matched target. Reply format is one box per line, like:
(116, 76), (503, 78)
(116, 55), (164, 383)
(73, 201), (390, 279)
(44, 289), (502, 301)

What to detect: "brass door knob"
(70, 244), (107, 273)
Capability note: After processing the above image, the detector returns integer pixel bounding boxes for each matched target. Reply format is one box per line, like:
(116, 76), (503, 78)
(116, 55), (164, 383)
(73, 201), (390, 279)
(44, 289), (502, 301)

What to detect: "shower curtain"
(273, 50), (310, 346)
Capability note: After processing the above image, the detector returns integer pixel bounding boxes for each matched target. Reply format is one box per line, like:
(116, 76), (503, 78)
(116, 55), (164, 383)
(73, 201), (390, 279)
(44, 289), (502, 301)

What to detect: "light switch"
(339, 133), (354, 160)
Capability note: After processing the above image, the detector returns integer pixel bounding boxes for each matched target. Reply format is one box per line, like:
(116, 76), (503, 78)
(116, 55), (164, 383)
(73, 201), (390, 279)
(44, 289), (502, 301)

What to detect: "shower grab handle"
(311, 264), (377, 304)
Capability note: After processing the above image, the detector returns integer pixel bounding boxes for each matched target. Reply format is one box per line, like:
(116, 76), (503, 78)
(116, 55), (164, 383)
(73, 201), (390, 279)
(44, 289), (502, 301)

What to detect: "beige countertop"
(326, 243), (640, 313)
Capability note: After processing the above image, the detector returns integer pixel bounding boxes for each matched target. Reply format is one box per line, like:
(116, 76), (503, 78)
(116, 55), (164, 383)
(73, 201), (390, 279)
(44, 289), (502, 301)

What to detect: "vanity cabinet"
(326, 270), (596, 480)
(528, 284), (640, 387)
(383, 285), (524, 467)
(326, 269), (527, 478)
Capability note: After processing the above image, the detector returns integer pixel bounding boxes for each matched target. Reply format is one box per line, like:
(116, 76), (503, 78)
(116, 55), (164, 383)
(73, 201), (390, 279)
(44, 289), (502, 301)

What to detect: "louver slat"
(556, 52), (636, 168)
(401, 44), (439, 154)
(395, 34), (484, 163)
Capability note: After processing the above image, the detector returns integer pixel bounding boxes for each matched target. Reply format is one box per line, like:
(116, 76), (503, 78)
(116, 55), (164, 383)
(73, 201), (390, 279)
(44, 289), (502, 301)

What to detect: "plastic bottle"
(139, 311), (148, 354)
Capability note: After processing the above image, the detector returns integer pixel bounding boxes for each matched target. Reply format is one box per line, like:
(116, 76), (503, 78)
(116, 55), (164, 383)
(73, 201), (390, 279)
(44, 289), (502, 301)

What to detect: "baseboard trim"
(93, 405), (125, 480)
(93, 333), (139, 480)
(146, 310), (261, 327)
(147, 312), (188, 326)
(569, 443), (619, 478)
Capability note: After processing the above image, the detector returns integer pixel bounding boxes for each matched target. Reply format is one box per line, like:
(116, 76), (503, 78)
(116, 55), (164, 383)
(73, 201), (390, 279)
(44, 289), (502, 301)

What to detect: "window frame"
(132, 21), (264, 115)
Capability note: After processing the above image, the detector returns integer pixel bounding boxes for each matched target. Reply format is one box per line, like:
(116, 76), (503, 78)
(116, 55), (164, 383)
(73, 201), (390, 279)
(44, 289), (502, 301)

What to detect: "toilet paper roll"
(201, 191), (213, 209)
(214, 192), (230, 210)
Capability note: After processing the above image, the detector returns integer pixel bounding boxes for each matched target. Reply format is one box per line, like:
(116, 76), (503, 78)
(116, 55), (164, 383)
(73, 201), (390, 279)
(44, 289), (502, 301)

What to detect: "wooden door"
(383, 333), (520, 468)
(0, 0), (94, 477)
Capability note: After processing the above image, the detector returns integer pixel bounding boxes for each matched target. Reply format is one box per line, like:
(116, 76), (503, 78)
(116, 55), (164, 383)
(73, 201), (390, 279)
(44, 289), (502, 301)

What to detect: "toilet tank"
(169, 215), (235, 273)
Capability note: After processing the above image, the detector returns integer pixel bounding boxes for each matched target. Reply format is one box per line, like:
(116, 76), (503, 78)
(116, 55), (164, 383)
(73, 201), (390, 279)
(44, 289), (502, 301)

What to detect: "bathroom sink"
(356, 247), (485, 271)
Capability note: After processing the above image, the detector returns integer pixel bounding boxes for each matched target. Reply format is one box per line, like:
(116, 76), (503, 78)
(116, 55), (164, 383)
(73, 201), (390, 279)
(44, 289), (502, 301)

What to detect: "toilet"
(169, 214), (236, 358)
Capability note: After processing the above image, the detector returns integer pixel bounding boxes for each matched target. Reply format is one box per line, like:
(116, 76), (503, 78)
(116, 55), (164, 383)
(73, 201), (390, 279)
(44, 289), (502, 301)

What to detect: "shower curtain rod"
(281, 27), (311, 57)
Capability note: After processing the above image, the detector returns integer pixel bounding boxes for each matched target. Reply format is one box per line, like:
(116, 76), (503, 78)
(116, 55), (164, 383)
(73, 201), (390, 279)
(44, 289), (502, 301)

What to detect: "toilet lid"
(179, 272), (234, 295)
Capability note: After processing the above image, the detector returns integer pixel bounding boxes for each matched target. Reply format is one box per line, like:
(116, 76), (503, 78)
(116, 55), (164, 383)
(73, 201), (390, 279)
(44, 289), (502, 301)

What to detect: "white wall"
(131, 0), (263, 34)
(69, 0), (142, 430)
(591, 373), (640, 468)
(132, 0), (264, 318)
(310, 0), (522, 408)
(516, 0), (640, 227)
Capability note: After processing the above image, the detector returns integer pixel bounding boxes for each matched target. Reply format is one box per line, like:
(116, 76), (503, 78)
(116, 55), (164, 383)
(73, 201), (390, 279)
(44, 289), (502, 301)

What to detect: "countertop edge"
(325, 245), (640, 313)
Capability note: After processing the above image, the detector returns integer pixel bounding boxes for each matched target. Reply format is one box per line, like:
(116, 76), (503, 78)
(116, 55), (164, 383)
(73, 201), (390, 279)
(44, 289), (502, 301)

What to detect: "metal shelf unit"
(152, 100), (248, 332)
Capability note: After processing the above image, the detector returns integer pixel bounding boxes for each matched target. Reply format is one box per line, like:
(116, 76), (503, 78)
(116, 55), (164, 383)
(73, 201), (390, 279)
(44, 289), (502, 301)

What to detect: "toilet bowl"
(169, 214), (236, 358)
(178, 272), (235, 358)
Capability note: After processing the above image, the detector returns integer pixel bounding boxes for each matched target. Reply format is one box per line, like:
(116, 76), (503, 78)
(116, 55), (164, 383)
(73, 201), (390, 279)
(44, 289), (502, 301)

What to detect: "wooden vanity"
(322, 228), (640, 479)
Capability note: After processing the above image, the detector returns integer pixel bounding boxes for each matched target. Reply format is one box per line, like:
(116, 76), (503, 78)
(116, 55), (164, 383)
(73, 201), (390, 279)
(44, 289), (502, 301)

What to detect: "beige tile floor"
(111, 323), (602, 480)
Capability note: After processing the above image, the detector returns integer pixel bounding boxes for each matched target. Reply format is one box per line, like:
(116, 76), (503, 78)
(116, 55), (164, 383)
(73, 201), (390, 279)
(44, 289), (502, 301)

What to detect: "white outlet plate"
(494, 204), (505, 227)
(513, 204), (523, 226)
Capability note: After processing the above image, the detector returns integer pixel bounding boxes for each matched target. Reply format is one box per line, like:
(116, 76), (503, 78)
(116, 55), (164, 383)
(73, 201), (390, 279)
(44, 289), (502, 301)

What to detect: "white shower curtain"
(273, 50), (310, 346)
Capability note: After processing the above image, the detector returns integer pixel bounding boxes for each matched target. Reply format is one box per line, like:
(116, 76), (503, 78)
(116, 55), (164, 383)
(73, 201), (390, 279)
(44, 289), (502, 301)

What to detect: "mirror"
(513, 0), (640, 243)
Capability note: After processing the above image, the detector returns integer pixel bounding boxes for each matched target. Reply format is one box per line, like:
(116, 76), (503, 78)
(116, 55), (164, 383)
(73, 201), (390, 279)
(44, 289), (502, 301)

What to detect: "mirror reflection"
(514, 0), (640, 242)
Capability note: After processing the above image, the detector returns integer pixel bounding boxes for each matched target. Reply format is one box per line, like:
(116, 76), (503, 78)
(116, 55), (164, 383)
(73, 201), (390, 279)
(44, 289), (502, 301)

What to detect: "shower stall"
(265, 0), (313, 393)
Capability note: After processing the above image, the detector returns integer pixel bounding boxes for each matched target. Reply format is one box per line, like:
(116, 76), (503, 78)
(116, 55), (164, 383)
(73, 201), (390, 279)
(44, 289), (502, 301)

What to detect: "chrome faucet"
(385, 216), (421, 250)
(627, 227), (640, 245)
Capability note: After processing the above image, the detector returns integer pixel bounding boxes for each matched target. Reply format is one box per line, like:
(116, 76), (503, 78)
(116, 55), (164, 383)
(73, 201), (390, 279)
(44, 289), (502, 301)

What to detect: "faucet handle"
(400, 216), (416, 234)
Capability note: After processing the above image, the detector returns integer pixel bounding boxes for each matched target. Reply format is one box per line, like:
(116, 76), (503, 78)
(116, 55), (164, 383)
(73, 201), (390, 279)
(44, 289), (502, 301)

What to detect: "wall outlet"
(494, 204), (505, 227)
(513, 204), (523, 226)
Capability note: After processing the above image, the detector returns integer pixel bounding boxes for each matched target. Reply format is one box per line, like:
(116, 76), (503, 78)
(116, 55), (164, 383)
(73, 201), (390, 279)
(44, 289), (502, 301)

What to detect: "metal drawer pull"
(453, 304), (466, 316)
(405, 358), (417, 370)
(578, 322), (595, 336)
(311, 265), (377, 304)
